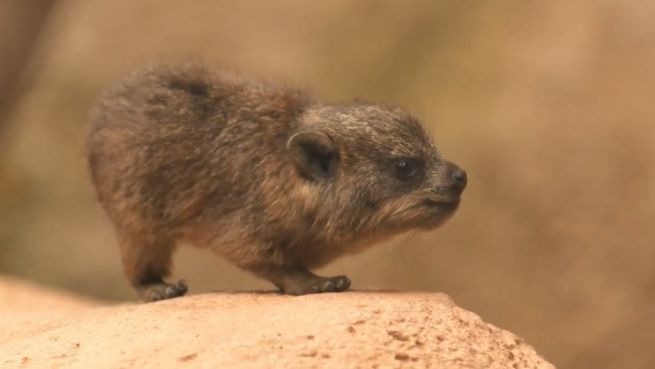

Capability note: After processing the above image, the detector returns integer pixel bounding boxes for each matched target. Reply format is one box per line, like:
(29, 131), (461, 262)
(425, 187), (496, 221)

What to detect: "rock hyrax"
(87, 64), (467, 301)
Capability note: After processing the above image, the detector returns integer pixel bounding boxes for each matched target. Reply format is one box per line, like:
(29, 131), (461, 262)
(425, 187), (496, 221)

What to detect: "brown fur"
(87, 63), (467, 301)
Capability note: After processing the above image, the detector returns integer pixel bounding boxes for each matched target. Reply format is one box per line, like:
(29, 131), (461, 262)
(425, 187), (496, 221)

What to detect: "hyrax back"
(88, 64), (467, 301)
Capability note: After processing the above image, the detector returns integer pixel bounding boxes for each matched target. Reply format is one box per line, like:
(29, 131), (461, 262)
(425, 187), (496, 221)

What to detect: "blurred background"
(1, 1), (653, 368)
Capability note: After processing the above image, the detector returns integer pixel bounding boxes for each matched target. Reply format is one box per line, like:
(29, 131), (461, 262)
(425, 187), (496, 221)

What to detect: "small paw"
(285, 275), (351, 295)
(140, 280), (188, 302)
(331, 276), (351, 291)
(321, 279), (336, 292)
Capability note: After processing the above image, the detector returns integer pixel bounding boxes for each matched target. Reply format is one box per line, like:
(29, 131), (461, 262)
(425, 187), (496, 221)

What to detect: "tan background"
(0, 1), (653, 368)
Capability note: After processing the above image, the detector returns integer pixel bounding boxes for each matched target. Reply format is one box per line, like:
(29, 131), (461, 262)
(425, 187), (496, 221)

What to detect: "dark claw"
(334, 276), (351, 291)
(322, 280), (336, 292)
(164, 285), (178, 297)
(148, 290), (164, 301)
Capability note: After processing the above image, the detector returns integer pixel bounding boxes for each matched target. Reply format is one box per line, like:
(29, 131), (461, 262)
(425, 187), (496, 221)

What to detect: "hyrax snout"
(87, 64), (466, 301)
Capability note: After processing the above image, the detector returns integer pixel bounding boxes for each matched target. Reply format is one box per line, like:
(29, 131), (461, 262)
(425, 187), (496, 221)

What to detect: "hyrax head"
(288, 103), (467, 239)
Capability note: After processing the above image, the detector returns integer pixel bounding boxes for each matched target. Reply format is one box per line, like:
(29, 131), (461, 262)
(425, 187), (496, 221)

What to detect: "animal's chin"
(422, 198), (460, 209)
(416, 198), (460, 230)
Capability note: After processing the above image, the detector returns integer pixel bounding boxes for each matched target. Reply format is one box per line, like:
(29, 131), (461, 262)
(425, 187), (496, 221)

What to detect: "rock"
(0, 278), (555, 369)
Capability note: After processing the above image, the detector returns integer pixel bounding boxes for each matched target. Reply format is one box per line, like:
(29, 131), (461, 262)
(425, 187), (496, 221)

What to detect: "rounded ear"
(287, 130), (338, 180)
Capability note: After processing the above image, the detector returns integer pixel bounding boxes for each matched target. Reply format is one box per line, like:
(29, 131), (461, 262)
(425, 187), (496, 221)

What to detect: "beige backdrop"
(1, 1), (653, 368)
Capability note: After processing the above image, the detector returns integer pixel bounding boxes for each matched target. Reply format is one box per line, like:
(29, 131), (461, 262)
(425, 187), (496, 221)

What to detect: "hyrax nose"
(450, 165), (467, 194)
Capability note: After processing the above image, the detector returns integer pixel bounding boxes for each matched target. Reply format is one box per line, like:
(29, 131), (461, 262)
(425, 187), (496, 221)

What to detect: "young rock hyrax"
(87, 64), (467, 301)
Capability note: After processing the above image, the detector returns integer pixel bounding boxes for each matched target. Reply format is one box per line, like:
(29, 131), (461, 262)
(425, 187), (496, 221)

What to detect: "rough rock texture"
(0, 278), (555, 369)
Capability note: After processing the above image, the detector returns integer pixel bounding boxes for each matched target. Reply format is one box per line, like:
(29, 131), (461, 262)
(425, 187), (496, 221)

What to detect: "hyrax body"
(87, 64), (467, 301)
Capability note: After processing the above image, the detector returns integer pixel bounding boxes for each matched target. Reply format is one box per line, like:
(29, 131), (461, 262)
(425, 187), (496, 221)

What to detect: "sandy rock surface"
(0, 278), (554, 369)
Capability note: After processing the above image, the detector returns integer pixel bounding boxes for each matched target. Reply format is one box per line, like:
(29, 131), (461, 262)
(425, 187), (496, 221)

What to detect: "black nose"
(451, 168), (467, 192)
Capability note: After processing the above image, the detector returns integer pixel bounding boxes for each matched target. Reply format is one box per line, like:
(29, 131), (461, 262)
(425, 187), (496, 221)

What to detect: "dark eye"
(394, 158), (419, 180)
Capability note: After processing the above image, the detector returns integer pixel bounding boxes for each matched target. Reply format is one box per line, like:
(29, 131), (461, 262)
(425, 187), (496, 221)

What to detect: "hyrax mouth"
(422, 197), (461, 210)
(415, 197), (461, 230)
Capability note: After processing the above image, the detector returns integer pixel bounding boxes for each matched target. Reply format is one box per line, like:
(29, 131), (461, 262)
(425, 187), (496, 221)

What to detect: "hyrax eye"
(394, 158), (419, 180)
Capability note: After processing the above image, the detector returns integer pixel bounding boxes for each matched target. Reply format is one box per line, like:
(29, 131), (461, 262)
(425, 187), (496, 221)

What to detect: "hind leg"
(119, 233), (187, 302)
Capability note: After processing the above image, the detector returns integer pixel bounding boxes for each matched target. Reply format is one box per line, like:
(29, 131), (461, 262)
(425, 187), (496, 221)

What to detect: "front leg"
(252, 265), (351, 295)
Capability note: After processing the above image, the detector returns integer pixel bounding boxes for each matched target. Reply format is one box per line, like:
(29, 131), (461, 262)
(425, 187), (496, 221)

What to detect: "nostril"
(451, 169), (467, 189)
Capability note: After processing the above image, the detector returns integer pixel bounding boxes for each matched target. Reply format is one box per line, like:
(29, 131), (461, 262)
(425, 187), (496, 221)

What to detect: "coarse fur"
(87, 63), (467, 301)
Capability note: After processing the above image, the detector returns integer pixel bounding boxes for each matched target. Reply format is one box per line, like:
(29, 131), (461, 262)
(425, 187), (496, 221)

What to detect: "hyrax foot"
(254, 266), (351, 296)
(137, 279), (188, 302)
(283, 275), (351, 296)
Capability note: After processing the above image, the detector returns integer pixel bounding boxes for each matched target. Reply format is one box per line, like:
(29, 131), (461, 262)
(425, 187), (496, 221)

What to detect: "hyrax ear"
(287, 130), (338, 180)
